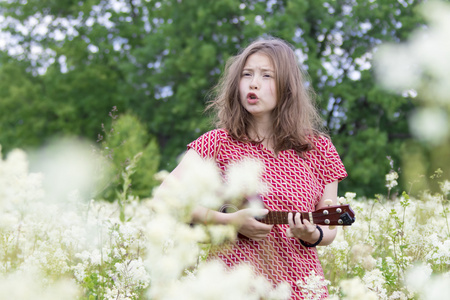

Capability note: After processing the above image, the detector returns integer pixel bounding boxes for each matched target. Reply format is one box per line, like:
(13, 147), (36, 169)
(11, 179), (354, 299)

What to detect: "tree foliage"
(98, 111), (161, 201)
(0, 0), (429, 197)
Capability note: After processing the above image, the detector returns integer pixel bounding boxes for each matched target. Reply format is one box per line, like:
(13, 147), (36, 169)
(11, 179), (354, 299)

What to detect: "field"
(0, 146), (448, 299)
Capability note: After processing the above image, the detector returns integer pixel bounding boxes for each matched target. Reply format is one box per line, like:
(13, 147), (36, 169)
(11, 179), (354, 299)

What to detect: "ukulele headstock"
(313, 204), (355, 226)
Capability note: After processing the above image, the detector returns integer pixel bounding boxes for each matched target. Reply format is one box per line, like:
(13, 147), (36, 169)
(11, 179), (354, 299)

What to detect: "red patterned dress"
(188, 129), (347, 299)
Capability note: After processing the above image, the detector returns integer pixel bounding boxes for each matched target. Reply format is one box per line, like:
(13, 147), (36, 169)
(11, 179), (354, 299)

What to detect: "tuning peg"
(324, 199), (333, 206)
(328, 225), (336, 230)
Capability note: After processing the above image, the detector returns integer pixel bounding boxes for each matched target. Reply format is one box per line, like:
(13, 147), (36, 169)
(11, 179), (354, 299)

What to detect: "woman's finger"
(294, 212), (302, 227)
(287, 212), (295, 228)
(302, 219), (317, 233)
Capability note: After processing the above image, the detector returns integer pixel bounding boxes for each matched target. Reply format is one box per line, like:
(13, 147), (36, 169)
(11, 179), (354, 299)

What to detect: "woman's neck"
(250, 117), (275, 150)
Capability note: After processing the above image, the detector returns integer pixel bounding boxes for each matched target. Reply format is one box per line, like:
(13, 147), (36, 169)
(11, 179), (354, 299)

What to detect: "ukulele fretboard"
(257, 211), (310, 225)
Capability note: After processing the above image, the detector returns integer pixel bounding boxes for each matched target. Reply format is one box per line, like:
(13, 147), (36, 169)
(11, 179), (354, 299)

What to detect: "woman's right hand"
(231, 208), (273, 241)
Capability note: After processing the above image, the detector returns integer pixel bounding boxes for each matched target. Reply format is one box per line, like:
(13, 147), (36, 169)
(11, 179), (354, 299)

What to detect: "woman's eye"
(243, 72), (252, 77)
(263, 74), (272, 78)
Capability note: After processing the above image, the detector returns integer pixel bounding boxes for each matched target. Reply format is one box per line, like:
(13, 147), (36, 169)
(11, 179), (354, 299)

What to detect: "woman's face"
(239, 52), (277, 121)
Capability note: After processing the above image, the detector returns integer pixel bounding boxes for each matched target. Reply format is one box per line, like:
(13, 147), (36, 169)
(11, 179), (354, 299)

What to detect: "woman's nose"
(250, 77), (260, 89)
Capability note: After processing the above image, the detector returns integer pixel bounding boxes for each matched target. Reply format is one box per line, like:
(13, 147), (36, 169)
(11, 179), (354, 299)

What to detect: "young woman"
(168, 37), (347, 299)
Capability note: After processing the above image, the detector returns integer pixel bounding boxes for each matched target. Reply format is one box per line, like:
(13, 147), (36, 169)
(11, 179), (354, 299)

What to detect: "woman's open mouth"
(247, 93), (258, 103)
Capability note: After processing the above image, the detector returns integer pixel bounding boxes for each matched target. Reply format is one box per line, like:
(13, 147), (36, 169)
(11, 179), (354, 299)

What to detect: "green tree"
(98, 112), (161, 201)
(0, 57), (47, 151)
(0, 0), (427, 197)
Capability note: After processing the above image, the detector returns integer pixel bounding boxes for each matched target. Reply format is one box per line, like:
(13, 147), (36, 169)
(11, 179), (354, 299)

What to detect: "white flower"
(340, 277), (378, 300)
(344, 192), (356, 201)
(0, 272), (80, 300)
(439, 180), (450, 195)
(405, 264), (450, 300)
(153, 153), (222, 211)
(350, 244), (376, 271)
(385, 171), (399, 189)
(362, 269), (387, 299)
(205, 224), (236, 244)
(30, 139), (103, 203)
(375, 44), (421, 91)
(296, 270), (329, 300)
(114, 258), (150, 288)
(409, 107), (449, 145)
(155, 261), (289, 300)
(224, 158), (265, 200)
(375, 1), (450, 104)
(389, 291), (408, 300)
(153, 170), (170, 182)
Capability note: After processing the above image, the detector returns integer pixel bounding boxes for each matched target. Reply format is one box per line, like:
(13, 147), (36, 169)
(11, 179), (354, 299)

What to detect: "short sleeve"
(187, 129), (226, 160)
(308, 136), (348, 185)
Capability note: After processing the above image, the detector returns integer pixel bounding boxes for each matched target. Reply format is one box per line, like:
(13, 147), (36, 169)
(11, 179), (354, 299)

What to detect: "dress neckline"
(254, 142), (279, 158)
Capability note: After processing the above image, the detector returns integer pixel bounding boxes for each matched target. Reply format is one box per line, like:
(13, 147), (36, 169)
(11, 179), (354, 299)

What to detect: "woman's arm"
(160, 149), (273, 241)
(286, 180), (339, 246)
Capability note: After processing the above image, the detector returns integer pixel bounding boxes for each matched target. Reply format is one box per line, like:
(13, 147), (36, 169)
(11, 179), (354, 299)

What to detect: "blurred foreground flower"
(160, 261), (291, 300)
(29, 138), (109, 203)
(375, 1), (450, 104)
(405, 263), (450, 300)
(1, 143), (289, 299)
(148, 154), (289, 299)
(408, 107), (449, 146)
(339, 277), (377, 300)
(375, 1), (450, 145)
(0, 273), (80, 300)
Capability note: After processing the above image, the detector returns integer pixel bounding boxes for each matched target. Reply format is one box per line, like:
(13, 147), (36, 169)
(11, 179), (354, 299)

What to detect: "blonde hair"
(207, 37), (326, 154)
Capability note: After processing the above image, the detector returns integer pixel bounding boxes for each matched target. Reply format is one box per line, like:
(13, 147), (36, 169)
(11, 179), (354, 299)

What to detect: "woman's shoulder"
(304, 134), (347, 183)
(189, 128), (231, 148)
(307, 134), (333, 151)
(188, 129), (231, 159)
(199, 128), (229, 140)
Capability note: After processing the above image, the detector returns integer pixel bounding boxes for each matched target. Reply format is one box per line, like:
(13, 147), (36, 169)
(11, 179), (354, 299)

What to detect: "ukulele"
(256, 204), (355, 227)
(219, 199), (355, 240)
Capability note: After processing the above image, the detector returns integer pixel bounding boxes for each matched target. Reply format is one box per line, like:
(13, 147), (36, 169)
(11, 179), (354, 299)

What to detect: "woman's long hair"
(207, 37), (326, 154)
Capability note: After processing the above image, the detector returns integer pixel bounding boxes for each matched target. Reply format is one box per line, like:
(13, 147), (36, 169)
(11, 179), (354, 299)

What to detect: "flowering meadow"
(1, 142), (449, 300)
(2, 1), (450, 299)
(0, 144), (292, 300)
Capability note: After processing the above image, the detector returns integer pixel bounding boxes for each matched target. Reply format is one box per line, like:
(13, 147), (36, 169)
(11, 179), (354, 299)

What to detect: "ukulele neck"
(257, 211), (310, 225)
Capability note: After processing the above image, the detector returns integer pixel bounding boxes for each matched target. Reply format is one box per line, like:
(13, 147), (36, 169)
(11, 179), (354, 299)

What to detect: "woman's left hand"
(286, 212), (320, 243)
